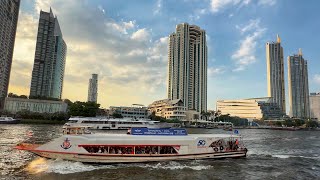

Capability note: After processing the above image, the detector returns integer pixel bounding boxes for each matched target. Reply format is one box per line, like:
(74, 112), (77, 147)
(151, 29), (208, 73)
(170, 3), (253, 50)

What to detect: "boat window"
(81, 145), (177, 155)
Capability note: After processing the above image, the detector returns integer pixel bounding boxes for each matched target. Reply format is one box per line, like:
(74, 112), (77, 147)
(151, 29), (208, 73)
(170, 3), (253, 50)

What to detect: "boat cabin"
(62, 126), (92, 135)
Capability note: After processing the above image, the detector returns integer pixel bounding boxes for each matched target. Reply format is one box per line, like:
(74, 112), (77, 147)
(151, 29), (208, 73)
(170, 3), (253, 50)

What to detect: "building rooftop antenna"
(277, 34), (281, 43)
(298, 48), (303, 56)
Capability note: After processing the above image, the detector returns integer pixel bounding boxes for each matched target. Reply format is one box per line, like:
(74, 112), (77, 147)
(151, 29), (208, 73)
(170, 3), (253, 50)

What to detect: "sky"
(9, 0), (320, 111)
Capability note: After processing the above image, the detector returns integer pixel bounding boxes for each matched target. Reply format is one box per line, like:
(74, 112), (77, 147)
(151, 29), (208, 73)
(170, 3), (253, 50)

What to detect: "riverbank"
(19, 119), (67, 124)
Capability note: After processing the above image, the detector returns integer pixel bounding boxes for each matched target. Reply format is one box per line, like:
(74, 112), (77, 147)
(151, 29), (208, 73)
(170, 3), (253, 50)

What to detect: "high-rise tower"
(288, 49), (310, 118)
(0, 0), (20, 108)
(266, 35), (286, 114)
(30, 9), (67, 99)
(167, 23), (207, 113)
(87, 74), (98, 103)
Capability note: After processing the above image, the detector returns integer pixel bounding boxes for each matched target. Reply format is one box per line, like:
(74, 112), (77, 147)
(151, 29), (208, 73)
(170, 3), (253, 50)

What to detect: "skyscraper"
(30, 9), (67, 99)
(266, 35), (286, 114)
(87, 74), (98, 103)
(0, 0), (20, 109)
(288, 49), (310, 118)
(167, 23), (207, 113)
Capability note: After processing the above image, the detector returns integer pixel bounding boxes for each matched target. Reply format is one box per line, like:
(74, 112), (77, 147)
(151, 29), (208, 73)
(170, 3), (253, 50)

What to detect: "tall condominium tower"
(30, 9), (67, 99)
(0, 0), (20, 108)
(266, 35), (286, 114)
(167, 23), (207, 113)
(87, 74), (98, 103)
(288, 49), (310, 118)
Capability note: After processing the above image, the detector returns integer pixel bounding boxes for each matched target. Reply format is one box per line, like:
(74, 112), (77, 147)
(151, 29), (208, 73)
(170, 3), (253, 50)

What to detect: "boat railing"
(62, 126), (92, 135)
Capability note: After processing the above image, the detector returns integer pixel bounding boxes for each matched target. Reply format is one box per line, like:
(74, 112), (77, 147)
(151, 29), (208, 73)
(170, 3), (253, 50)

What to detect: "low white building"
(109, 104), (148, 119)
(148, 99), (186, 120)
(4, 97), (67, 114)
(216, 97), (284, 120)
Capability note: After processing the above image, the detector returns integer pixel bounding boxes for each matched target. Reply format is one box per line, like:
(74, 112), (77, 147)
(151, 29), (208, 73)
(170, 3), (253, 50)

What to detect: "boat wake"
(25, 158), (213, 174)
(133, 161), (212, 171)
(249, 153), (320, 160)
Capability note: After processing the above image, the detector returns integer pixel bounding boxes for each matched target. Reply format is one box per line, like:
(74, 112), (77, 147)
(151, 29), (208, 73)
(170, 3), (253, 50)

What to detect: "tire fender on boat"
(219, 146), (224, 151)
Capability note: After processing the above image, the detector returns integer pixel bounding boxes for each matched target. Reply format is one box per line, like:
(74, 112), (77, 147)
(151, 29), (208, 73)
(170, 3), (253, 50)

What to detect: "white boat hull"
(33, 150), (247, 163)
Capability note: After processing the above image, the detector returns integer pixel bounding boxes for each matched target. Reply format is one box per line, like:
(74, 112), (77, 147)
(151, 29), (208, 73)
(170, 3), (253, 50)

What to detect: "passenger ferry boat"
(65, 117), (172, 130)
(15, 127), (248, 163)
(0, 116), (20, 124)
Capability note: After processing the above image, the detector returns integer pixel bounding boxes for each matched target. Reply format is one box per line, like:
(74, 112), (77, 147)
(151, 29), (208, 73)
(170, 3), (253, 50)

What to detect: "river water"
(0, 124), (319, 180)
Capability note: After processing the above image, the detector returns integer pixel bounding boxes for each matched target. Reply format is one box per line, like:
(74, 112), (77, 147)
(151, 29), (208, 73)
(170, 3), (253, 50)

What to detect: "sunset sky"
(9, 0), (320, 110)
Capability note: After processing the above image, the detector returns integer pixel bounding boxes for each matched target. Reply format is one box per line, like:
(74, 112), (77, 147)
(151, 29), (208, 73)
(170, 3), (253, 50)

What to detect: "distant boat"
(271, 127), (300, 131)
(223, 127), (233, 131)
(64, 117), (172, 130)
(0, 116), (20, 124)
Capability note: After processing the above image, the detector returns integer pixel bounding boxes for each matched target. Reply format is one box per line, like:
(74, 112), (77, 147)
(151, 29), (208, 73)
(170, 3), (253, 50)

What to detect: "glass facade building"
(0, 0), (20, 108)
(266, 35), (286, 114)
(288, 50), (310, 118)
(29, 9), (67, 99)
(87, 74), (98, 103)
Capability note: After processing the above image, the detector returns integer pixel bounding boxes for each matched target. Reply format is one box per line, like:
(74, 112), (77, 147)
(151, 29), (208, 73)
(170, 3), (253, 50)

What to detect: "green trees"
(201, 110), (211, 121)
(213, 114), (249, 126)
(68, 101), (100, 117)
(305, 120), (319, 128)
(112, 112), (123, 118)
(148, 111), (167, 122)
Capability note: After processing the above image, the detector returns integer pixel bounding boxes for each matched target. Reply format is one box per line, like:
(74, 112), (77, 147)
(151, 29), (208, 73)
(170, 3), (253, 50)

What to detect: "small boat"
(0, 116), (20, 124)
(270, 127), (300, 131)
(223, 127), (233, 131)
(15, 127), (248, 163)
(65, 117), (172, 130)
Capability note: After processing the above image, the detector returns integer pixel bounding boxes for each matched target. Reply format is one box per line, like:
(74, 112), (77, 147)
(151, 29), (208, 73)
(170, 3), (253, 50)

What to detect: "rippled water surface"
(0, 124), (319, 180)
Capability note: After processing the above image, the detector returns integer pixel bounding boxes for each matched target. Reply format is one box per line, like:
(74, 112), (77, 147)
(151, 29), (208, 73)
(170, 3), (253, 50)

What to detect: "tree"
(214, 110), (222, 122)
(68, 101), (100, 117)
(112, 112), (123, 118)
(201, 110), (211, 121)
(306, 120), (319, 128)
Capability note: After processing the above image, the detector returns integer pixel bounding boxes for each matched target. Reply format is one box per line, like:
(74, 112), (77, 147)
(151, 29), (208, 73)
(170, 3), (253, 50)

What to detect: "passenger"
(118, 149), (122, 154)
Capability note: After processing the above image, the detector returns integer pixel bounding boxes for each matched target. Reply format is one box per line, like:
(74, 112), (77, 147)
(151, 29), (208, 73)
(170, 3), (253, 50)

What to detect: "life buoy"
(220, 146), (224, 151)
(214, 147), (219, 152)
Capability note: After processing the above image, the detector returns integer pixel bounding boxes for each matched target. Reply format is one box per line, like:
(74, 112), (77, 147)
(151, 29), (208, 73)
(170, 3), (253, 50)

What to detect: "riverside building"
(87, 74), (98, 103)
(0, 0), (20, 109)
(288, 49), (310, 119)
(3, 97), (67, 114)
(29, 9), (67, 99)
(167, 23), (207, 113)
(109, 105), (148, 119)
(266, 35), (286, 114)
(148, 99), (186, 120)
(310, 93), (320, 120)
(216, 97), (283, 120)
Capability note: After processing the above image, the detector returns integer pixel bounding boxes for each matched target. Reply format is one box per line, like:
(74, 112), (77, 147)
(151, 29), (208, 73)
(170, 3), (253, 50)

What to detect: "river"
(0, 124), (319, 180)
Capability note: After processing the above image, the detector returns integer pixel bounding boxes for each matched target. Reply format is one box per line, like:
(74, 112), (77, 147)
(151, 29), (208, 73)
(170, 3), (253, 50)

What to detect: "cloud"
(232, 19), (266, 71)
(153, 0), (162, 15)
(208, 67), (226, 76)
(98, 5), (105, 14)
(209, 0), (275, 13)
(313, 74), (320, 84)
(9, 0), (168, 107)
(131, 28), (151, 42)
(258, 0), (276, 6)
(236, 19), (261, 34)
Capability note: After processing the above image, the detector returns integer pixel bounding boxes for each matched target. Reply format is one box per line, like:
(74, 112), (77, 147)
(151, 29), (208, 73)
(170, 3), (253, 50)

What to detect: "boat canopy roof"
(68, 117), (160, 123)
